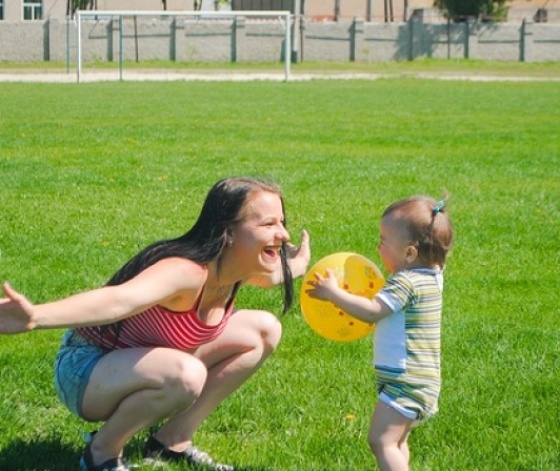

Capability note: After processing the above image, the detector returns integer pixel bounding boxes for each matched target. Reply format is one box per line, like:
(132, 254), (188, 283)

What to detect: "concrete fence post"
(108, 18), (116, 62)
(465, 17), (478, 59)
(43, 19), (50, 61)
(408, 16), (421, 60)
(351, 17), (365, 61)
(299, 16), (306, 62)
(174, 19), (186, 61)
(521, 19), (534, 62)
(233, 15), (245, 62)
(170, 17), (176, 61)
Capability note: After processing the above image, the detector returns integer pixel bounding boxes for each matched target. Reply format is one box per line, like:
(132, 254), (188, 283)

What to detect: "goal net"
(75, 10), (292, 82)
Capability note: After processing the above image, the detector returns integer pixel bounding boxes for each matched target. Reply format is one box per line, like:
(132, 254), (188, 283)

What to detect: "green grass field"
(0, 65), (559, 470)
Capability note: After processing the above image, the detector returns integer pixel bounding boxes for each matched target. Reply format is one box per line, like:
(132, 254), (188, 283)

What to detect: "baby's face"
(377, 216), (415, 273)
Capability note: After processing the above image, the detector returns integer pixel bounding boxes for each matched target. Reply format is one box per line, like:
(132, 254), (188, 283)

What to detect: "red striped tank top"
(76, 289), (236, 351)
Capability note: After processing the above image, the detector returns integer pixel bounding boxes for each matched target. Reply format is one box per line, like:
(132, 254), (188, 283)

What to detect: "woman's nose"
(278, 225), (290, 241)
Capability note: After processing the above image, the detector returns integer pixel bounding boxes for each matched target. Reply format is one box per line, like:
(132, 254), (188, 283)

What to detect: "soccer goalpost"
(75, 10), (292, 83)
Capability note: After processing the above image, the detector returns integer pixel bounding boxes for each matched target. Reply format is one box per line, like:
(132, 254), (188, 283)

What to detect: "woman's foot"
(144, 436), (234, 471)
(80, 432), (130, 471)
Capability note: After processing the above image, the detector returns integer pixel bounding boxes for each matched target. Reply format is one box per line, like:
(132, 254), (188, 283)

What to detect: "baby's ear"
(405, 245), (418, 264)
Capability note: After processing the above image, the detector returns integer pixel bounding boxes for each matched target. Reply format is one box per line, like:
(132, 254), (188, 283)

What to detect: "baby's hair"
(383, 194), (454, 267)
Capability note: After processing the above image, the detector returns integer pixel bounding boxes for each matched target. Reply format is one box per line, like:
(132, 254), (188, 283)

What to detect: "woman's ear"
(226, 232), (234, 247)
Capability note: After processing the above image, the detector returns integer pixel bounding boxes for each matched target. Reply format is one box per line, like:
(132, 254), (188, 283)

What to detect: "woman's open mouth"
(263, 246), (281, 262)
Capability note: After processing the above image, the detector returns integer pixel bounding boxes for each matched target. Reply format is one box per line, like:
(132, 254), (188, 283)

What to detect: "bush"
(435, 0), (508, 22)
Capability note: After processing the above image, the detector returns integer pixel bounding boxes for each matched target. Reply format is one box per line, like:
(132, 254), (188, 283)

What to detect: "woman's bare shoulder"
(133, 257), (208, 311)
(149, 257), (208, 288)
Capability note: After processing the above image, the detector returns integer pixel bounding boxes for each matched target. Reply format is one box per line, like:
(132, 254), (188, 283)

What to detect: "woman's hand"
(0, 282), (37, 334)
(247, 230), (311, 288)
(285, 229), (311, 279)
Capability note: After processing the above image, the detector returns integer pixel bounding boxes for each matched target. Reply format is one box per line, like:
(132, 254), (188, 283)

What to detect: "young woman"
(0, 177), (311, 471)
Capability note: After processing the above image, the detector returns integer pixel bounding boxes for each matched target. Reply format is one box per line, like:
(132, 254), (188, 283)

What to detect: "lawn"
(0, 71), (558, 470)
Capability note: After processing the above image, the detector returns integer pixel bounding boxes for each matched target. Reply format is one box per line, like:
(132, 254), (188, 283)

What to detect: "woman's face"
(228, 191), (290, 275)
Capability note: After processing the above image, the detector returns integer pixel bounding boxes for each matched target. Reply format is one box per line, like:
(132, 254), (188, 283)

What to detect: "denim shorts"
(53, 329), (105, 418)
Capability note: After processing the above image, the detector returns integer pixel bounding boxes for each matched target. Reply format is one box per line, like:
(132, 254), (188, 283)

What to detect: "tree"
(67, 0), (96, 16)
(434, 0), (508, 22)
(194, 0), (230, 11)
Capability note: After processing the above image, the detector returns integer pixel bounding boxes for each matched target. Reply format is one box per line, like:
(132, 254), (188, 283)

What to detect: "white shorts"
(379, 391), (420, 420)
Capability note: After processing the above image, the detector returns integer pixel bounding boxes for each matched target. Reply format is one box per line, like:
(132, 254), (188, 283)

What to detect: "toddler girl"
(306, 195), (454, 471)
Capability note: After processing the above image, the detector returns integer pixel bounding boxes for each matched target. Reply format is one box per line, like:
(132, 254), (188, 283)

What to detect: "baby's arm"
(305, 268), (393, 324)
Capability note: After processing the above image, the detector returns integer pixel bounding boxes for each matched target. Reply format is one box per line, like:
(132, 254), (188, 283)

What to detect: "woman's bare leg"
(153, 309), (282, 450)
(78, 309), (281, 464)
(80, 347), (208, 465)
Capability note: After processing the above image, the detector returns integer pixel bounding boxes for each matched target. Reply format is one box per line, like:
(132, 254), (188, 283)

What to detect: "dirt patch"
(0, 69), (559, 83)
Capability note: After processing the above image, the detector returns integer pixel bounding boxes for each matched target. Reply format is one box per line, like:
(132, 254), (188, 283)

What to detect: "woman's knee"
(165, 355), (208, 404)
(253, 310), (282, 352)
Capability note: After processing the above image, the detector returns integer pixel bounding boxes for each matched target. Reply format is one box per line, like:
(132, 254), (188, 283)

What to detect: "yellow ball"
(300, 252), (385, 342)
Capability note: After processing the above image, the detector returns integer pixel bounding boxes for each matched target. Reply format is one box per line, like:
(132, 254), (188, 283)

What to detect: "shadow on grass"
(0, 437), (78, 471)
(0, 438), (274, 471)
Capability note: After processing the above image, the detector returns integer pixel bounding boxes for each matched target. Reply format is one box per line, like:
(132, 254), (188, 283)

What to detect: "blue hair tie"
(433, 200), (445, 215)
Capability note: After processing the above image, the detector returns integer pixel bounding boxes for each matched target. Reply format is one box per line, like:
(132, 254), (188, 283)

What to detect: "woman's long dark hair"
(106, 177), (294, 312)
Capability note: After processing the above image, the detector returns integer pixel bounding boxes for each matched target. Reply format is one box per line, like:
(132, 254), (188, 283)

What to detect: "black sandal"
(144, 436), (234, 471)
(80, 432), (130, 471)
